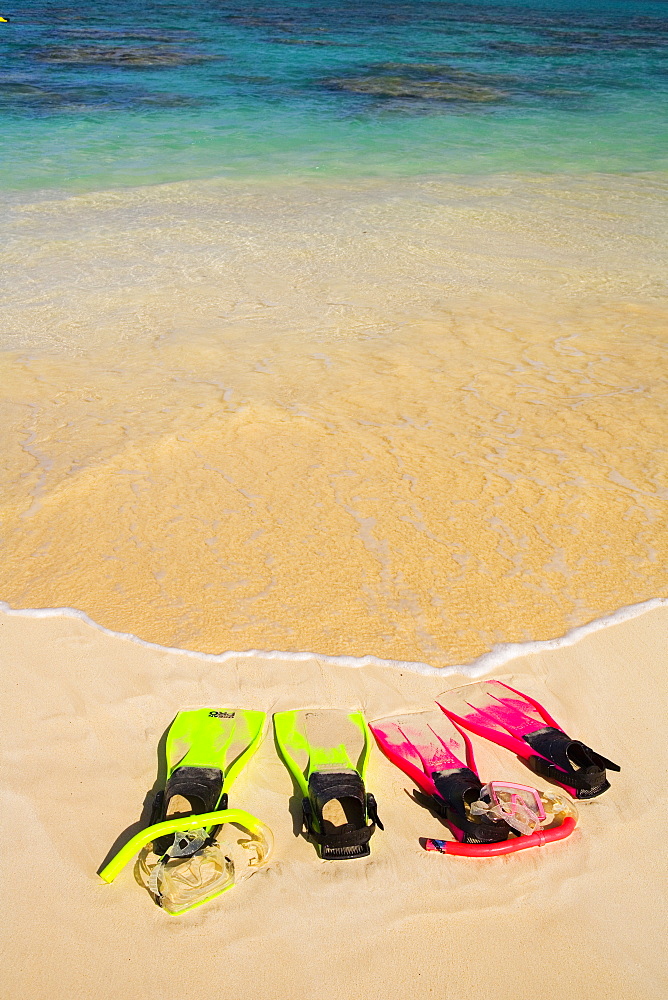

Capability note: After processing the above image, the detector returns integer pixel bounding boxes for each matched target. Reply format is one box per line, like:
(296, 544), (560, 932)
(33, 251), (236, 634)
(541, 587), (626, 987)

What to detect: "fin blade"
(371, 712), (474, 795)
(222, 709), (266, 792)
(165, 709), (265, 790)
(273, 709), (310, 796)
(437, 681), (555, 759)
(274, 709), (370, 788)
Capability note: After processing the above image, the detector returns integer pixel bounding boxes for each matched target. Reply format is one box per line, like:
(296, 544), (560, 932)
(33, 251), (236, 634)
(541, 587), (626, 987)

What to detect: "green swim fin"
(156, 707), (265, 824)
(100, 708), (272, 913)
(274, 709), (383, 860)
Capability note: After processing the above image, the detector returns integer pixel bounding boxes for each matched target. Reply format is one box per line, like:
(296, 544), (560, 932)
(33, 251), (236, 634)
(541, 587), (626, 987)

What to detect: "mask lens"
(487, 782), (545, 820)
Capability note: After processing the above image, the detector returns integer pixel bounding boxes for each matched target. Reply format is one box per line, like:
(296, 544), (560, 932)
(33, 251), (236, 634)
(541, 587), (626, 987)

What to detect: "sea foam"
(2, 597), (665, 679)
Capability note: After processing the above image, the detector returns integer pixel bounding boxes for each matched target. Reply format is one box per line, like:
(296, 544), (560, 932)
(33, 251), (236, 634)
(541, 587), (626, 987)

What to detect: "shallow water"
(2, 173), (666, 665)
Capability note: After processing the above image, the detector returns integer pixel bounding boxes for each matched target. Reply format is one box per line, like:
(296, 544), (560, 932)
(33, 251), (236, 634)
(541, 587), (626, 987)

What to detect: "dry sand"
(1, 603), (666, 999)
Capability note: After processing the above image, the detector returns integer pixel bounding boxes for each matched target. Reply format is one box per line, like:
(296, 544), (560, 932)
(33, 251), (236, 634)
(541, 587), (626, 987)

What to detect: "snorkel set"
(100, 680), (618, 913)
(99, 709), (273, 915)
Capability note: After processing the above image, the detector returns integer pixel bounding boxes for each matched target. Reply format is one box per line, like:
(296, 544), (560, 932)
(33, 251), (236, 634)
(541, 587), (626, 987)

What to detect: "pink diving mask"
(471, 781), (546, 835)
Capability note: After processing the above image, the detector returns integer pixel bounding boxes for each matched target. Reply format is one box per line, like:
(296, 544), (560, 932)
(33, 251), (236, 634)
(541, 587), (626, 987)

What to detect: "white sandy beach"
(1, 604), (666, 999)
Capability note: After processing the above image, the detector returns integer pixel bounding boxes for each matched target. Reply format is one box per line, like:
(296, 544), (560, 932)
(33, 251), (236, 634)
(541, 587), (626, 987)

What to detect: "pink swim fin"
(437, 680), (620, 800)
(370, 712), (512, 844)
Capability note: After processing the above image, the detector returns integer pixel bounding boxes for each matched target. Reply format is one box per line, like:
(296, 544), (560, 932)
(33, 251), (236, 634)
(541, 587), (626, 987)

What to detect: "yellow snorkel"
(100, 708), (273, 914)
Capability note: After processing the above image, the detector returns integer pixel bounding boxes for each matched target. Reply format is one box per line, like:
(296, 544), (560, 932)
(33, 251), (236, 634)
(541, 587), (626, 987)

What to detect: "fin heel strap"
(522, 727), (619, 798)
(367, 793), (384, 831)
(304, 823), (378, 848)
(527, 753), (612, 796)
(301, 798), (379, 847)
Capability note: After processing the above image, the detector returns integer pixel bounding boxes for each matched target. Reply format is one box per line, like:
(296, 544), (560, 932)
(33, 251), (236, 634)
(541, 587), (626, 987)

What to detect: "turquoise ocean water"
(1, 0), (667, 192)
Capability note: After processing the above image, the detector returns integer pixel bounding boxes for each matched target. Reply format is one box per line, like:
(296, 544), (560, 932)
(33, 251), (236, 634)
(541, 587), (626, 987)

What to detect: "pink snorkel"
(425, 817), (576, 857)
